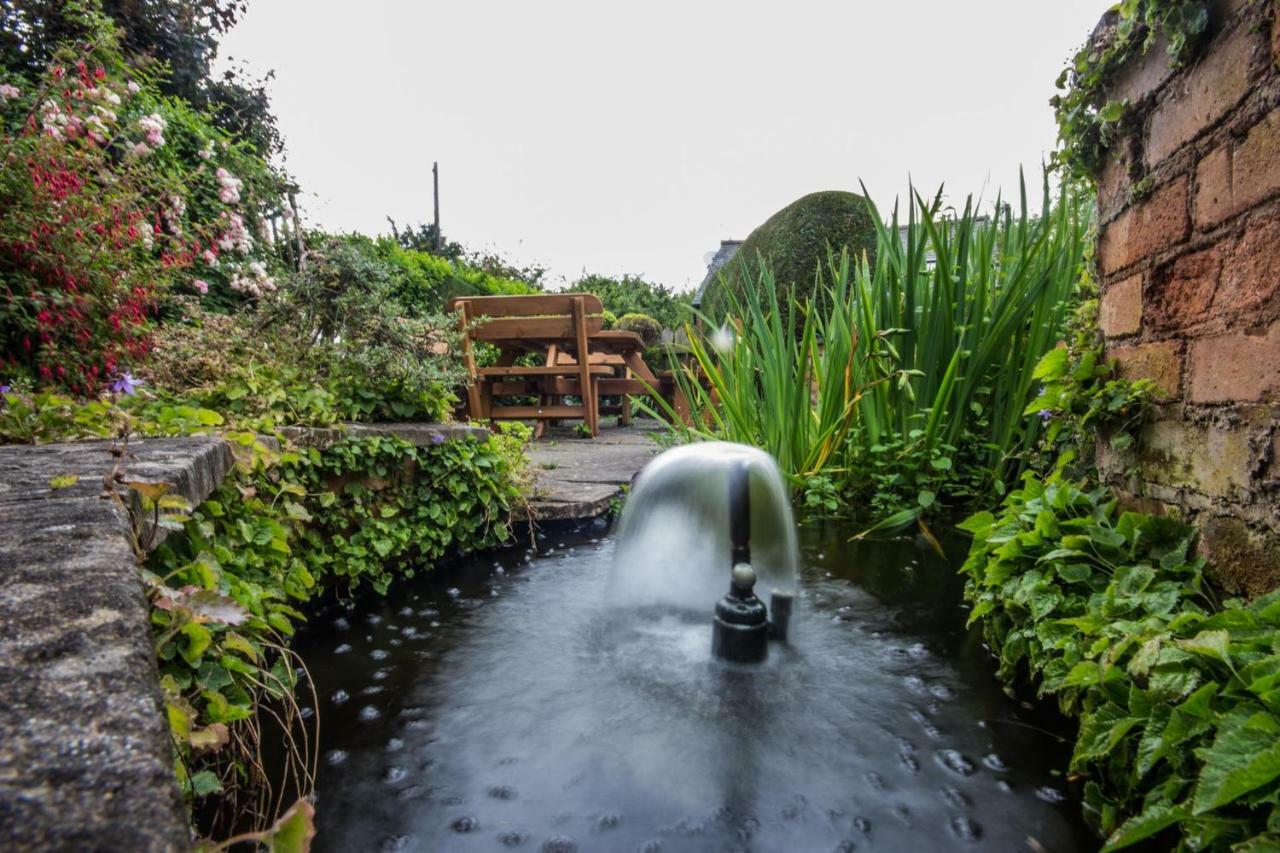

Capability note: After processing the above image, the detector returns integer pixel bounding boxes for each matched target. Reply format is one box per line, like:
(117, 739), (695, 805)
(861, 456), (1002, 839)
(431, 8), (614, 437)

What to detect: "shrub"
(566, 273), (691, 330)
(701, 190), (877, 321)
(614, 312), (661, 347)
(372, 237), (539, 314)
(960, 468), (1280, 851)
(653, 176), (1088, 520)
(0, 11), (285, 393)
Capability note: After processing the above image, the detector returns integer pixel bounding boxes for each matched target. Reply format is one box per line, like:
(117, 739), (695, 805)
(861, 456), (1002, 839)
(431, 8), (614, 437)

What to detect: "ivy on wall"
(1051, 0), (1212, 182)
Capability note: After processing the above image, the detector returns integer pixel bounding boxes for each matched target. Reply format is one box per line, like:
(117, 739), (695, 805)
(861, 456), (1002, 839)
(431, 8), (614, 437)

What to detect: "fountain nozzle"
(711, 462), (792, 663)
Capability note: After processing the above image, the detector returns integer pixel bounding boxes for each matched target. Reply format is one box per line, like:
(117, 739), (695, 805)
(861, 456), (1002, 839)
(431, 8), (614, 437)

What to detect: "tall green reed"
(646, 174), (1089, 520)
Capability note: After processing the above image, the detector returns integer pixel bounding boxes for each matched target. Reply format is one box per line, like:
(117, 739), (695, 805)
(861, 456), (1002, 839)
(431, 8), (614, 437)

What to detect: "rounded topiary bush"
(614, 313), (662, 347)
(703, 190), (877, 320)
(601, 309), (618, 329)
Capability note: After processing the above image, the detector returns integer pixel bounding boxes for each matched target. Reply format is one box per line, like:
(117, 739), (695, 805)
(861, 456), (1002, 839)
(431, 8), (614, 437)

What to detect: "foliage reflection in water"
(290, 517), (1093, 852)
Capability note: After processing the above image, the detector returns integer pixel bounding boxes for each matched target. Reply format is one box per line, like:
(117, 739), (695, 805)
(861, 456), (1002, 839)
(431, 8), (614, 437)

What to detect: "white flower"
(103, 89), (121, 106)
(126, 81), (140, 95)
(127, 141), (151, 159)
(201, 249), (219, 267)
(0, 83), (21, 101)
(138, 113), (166, 148)
(198, 143), (213, 160)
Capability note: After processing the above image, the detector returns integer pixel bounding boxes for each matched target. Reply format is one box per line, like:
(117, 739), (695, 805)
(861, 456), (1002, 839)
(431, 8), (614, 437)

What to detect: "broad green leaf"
(1193, 709), (1280, 814)
(1102, 799), (1189, 851)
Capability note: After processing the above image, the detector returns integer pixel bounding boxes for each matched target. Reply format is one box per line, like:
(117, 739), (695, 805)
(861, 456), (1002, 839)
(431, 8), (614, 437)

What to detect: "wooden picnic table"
(447, 294), (670, 436)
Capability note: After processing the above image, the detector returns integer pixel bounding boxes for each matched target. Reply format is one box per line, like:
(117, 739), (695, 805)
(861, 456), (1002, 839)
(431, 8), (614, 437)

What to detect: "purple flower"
(0, 383), (9, 407)
(430, 432), (446, 445)
(1037, 409), (1053, 422)
(109, 372), (143, 396)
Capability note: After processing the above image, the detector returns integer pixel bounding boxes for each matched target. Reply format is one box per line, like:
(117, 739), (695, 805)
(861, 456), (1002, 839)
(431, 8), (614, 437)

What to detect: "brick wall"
(1094, 0), (1280, 596)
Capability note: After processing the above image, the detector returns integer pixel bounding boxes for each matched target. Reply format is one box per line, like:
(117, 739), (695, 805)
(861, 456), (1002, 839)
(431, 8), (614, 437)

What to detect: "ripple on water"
(333, 643), (352, 655)
(330, 689), (349, 705)
(497, 830), (528, 846)
(949, 815), (982, 842)
(325, 749), (348, 765)
(358, 705), (381, 722)
(488, 785), (517, 800)
(936, 749), (976, 776)
(540, 835), (577, 853)
(450, 816), (479, 833)
(1036, 785), (1067, 804)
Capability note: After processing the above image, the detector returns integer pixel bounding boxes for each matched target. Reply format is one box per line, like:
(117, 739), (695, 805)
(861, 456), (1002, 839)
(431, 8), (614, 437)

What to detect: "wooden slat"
(469, 316), (604, 341)
(488, 405), (586, 419)
(478, 364), (613, 377)
(446, 293), (604, 317)
(492, 377), (653, 396)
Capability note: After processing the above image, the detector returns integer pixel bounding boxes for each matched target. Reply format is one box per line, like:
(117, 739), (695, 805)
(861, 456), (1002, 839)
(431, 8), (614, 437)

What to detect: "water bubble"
(334, 643), (353, 655)
(448, 588), (462, 598)
(398, 607), (414, 617)
(451, 816), (479, 833)
(929, 684), (956, 700)
(386, 737), (404, 752)
(997, 780), (1013, 793)
(903, 675), (926, 692)
(908, 643), (929, 658)
(540, 836), (577, 853)
(940, 786), (970, 808)
(949, 815), (983, 842)
(597, 812), (622, 830)
(333, 617), (351, 631)
(495, 567), (506, 575)
(834, 842), (857, 853)
(368, 614), (384, 625)
(299, 706), (313, 719)
(325, 749), (348, 765)
(359, 685), (386, 697)
(373, 668), (390, 681)
(331, 689), (349, 705)
(900, 754), (920, 773)
(430, 621), (441, 628)
(379, 835), (413, 852)
(384, 766), (407, 784)
(396, 785), (425, 801)
(922, 723), (942, 739)
(388, 638), (402, 647)
(359, 705), (381, 722)
(636, 841), (663, 852)
(892, 804), (911, 825)
(488, 785), (517, 800)
(1035, 786), (1066, 804)
(498, 830), (528, 846)
(982, 753), (1007, 772)
(864, 771), (885, 791)
(853, 817), (871, 833)
(370, 649), (389, 661)
(936, 750), (976, 776)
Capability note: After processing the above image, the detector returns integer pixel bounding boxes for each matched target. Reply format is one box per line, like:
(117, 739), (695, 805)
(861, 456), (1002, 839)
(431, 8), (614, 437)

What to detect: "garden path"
(525, 420), (663, 520)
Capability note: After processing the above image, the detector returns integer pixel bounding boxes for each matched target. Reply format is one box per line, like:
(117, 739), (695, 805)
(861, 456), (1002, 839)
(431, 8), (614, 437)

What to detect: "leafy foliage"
(1052, 0), (1212, 182)
(566, 273), (691, 330)
(700, 190), (878, 322)
(960, 468), (1280, 851)
(149, 427), (525, 817)
(653, 176), (1089, 521)
(614, 313), (662, 348)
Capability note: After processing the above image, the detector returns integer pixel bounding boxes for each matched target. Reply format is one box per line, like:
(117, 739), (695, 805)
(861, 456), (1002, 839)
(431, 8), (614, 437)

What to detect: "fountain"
(610, 442), (798, 663)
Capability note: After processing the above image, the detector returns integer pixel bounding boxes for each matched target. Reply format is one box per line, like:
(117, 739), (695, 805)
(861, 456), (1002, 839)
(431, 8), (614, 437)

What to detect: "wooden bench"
(448, 294), (615, 435)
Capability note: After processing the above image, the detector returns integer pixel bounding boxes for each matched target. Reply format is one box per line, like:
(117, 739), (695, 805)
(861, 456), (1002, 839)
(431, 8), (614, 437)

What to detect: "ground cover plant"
(960, 466), (1280, 851)
(656, 175), (1089, 522)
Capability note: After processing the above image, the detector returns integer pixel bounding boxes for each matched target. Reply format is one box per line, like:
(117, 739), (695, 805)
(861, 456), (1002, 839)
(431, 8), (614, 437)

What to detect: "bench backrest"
(448, 294), (605, 341)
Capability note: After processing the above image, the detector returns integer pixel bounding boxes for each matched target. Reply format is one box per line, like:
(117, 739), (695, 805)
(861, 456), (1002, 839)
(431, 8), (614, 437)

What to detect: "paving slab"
(525, 421), (665, 521)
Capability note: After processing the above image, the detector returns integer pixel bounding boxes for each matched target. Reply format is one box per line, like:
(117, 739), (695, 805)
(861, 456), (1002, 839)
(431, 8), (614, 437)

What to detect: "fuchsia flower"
(191, 279), (209, 295)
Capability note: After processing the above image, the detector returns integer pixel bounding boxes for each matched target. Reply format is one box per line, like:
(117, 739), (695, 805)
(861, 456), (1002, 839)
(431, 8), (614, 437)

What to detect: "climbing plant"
(1051, 0), (1212, 182)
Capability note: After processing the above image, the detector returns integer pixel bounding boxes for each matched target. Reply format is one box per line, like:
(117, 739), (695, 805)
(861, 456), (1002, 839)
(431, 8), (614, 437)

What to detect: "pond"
(291, 517), (1094, 852)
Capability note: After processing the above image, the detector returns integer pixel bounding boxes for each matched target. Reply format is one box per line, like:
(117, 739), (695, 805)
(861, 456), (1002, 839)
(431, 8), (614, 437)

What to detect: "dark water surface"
(292, 518), (1095, 852)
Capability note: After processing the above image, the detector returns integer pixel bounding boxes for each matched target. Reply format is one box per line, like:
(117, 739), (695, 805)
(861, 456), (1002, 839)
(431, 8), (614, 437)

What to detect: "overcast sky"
(218, 1), (1106, 292)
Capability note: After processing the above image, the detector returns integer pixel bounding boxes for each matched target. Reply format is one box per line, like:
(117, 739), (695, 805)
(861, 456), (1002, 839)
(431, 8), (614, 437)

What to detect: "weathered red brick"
(1147, 23), (1259, 165)
(1109, 31), (1175, 105)
(1194, 144), (1232, 228)
(1098, 177), (1191, 275)
(1216, 218), (1280, 316)
(1100, 273), (1144, 336)
(1149, 246), (1222, 330)
(1108, 340), (1184, 399)
(1189, 321), (1280, 403)
(1194, 108), (1280, 228)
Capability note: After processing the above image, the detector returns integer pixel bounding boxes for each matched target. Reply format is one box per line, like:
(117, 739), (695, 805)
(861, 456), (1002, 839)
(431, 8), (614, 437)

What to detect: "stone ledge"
(0, 437), (237, 852)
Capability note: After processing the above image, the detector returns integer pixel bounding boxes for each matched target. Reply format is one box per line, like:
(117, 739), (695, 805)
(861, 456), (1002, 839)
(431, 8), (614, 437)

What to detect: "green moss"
(702, 191), (877, 320)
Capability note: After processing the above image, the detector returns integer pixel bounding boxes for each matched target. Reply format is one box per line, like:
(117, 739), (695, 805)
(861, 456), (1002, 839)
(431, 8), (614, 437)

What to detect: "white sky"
(218, 0), (1106, 292)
